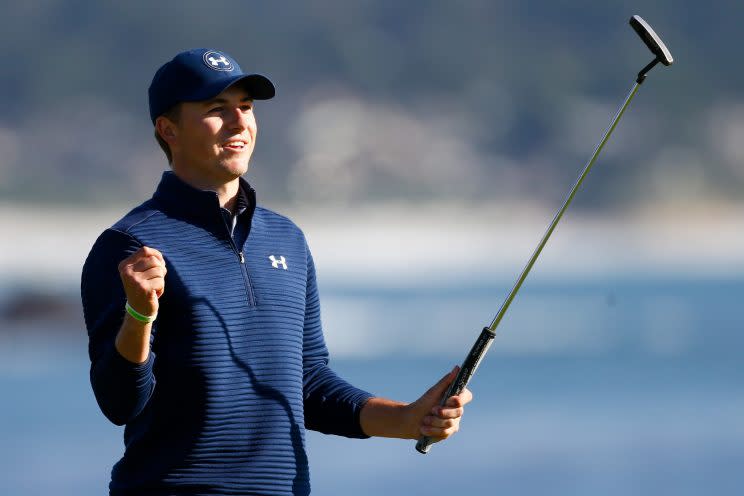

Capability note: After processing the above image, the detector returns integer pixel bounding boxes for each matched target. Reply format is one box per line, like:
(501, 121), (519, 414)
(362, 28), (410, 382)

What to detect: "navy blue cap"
(148, 48), (275, 123)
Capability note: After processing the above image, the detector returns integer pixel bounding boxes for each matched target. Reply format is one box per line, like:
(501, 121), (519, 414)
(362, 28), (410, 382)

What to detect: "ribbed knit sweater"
(81, 171), (373, 495)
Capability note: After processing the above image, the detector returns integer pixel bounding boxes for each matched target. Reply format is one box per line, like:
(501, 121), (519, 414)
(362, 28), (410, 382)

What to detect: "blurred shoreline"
(2, 200), (743, 285)
(2, 201), (742, 340)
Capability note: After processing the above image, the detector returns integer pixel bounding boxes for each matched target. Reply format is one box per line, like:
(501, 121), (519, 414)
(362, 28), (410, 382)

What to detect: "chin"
(220, 160), (251, 177)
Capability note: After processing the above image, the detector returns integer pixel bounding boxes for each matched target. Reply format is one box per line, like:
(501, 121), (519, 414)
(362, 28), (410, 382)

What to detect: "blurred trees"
(0, 1), (739, 208)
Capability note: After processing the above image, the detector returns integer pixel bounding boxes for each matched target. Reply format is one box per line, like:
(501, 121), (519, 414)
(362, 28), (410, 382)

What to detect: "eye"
(240, 104), (254, 112)
(208, 106), (224, 113)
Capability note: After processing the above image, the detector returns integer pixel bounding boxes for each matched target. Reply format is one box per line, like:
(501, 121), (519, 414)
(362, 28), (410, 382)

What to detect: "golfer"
(81, 48), (472, 496)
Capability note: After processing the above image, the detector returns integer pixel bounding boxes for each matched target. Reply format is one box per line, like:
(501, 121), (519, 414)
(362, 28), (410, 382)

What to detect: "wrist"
(125, 300), (157, 323)
(400, 403), (420, 440)
(360, 397), (415, 439)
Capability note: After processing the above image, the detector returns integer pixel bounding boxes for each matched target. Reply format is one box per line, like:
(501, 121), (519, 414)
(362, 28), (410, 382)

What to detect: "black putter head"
(629, 15), (674, 66)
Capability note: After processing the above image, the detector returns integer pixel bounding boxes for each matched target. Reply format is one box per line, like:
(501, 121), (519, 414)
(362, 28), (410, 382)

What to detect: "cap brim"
(228, 74), (275, 100)
(184, 74), (275, 103)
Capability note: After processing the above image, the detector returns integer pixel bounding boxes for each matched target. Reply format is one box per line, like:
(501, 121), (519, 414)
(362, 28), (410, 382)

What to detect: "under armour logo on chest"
(269, 255), (288, 270)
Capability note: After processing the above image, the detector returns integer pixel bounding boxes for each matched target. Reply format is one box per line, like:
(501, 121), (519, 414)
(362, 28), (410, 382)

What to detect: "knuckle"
(147, 247), (163, 258)
(119, 257), (134, 270)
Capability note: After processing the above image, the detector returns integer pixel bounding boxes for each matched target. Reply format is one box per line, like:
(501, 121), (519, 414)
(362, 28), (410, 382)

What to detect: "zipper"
(217, 191), (257, 307)
(227, 238), (256, 307)
(237, 249), (257, 307)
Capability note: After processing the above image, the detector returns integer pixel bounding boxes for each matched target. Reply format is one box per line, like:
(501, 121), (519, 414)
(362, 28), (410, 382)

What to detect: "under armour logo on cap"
(203, 50), (234, 71)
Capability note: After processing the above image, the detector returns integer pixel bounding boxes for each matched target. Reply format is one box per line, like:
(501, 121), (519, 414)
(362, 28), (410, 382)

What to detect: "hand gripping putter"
(416, 15), (673, 454)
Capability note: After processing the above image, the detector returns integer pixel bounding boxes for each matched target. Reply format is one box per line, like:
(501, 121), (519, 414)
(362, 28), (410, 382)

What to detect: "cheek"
(185, 124), (220, 154)
(247, 116), (258, 140)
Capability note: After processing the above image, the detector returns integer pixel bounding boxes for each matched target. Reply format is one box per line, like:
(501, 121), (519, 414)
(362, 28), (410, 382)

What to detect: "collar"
(152, 171), (257, 234)
(232, 182), (251, 216)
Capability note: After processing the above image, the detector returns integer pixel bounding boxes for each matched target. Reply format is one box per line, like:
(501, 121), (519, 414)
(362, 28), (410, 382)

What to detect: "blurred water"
(0, 276), (742, 495)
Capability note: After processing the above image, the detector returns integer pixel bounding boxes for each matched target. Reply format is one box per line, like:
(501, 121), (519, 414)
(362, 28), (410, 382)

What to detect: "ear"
(155, 116), (178, 144)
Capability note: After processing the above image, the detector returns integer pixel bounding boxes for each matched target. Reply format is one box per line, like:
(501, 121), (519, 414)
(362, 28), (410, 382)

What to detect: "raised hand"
(118, 246), (167, 317)
(115, 246), (166, 364)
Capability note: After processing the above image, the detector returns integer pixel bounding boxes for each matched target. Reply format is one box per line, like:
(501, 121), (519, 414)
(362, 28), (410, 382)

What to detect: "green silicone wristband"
(125, 301), (157, 323)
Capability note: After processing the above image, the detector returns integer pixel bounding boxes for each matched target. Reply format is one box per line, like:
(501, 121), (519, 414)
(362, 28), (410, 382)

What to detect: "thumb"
(423, 366), (460, 402)
(150, 288), (162, 303)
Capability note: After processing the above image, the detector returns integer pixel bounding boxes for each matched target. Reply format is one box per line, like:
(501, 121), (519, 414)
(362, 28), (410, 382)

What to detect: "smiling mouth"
(222, 140), (248, 151)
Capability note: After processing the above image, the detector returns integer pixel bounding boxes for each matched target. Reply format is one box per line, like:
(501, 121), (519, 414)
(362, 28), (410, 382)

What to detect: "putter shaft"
(488, 81), (641, 333)
(417, 13), (674, 457)
(416, 80), (643, 455)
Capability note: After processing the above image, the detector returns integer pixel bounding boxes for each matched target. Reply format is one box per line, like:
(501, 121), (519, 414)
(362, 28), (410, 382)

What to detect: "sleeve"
(81, 228), (156, 426)
(301, 245), (374, 438)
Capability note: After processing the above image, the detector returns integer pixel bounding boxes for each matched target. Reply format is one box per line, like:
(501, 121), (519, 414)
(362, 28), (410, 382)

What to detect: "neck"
(170, 167), (240, 211)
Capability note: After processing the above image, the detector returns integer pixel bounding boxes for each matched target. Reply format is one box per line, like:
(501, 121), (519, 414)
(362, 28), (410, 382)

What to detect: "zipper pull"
(239, 252), (245, 264)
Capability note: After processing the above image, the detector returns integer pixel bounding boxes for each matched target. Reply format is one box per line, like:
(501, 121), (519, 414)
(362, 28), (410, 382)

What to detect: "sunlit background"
(1, 2), (743, 495)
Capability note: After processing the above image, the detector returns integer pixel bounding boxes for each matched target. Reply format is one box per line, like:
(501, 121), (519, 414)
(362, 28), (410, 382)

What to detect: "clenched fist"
(118, 246), (167, 318)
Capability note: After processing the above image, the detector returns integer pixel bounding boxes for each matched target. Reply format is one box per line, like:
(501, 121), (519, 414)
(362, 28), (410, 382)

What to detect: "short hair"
(153, 104), (182, 164)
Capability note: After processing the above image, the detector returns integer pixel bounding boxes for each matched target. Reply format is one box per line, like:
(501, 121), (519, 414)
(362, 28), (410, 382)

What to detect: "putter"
(416, 15), (674, 454)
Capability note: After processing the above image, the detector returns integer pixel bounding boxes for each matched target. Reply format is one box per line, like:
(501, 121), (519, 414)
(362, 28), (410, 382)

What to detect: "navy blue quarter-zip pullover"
(82, 171), (373, 495)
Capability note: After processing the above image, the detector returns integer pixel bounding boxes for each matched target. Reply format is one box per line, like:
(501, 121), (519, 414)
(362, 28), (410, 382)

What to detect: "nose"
(225, 106), (250, 131)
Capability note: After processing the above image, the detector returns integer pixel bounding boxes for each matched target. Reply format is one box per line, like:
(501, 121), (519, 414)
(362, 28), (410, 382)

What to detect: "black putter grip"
(415, 327), (496, 454)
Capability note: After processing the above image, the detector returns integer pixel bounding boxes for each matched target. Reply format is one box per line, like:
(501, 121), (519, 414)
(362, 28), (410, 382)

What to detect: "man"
(81, 48), (472, 496)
